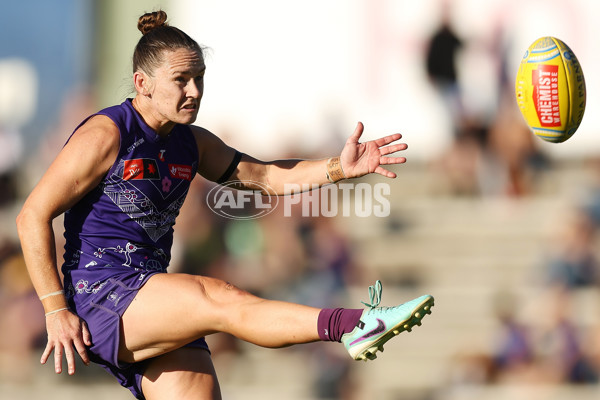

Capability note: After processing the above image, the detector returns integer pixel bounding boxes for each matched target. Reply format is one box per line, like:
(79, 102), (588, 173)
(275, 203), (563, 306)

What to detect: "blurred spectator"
(534, 289), (598, 384)
(431, 125), (485, 197)
(292, 215), (356, 304)
(543, 207), (599, 289)
(580, 156), (600, 229)
(310, 349), (354, 400)
(433, 95), (549, 198)
(481, 97), (549, 198)
(424, 1), (463, 137)
(489, 291), (535, 383)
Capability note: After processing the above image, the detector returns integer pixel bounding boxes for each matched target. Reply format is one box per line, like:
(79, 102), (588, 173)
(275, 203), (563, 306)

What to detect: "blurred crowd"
(426, 2), (600, 395)
(1, 4), (600, 400)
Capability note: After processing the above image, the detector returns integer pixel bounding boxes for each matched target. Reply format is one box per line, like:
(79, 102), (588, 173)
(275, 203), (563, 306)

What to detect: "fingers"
(373, 133), (403, 148)
(41, 341), (53, 365)
(348, 123), (405, 150)
(42, 318), (92, 375)
(347, 122), (364, 144)
(64, 346), (76, 375)
(46, 340), (88, 374)
(74, 335), (91, 366)
(82, 321), (93, 346)
(66, 321), (92, 373)
(374, 154), (406, 179)
(374, 166), (397, 179)
(379, 156), (407, 165)
(41, 340), (70, 374)
(379, 143), (408, 156)
(54, 344), (63, 374)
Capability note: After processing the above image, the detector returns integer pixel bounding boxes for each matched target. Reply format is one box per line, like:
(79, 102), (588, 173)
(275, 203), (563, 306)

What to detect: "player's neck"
(131, 96), (174, 138)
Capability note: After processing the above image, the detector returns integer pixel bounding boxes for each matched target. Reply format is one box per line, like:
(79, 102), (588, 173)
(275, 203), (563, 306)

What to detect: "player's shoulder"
(76, 114), (119, 138)
(188, 125), (225, 147)
(188, 124), (213, 138)
(68, 114), (120, 155)
(188, 125), (235, 167)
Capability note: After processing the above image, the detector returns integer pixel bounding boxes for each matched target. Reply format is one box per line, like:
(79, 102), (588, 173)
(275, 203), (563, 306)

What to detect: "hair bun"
(138, 10), (168, 35)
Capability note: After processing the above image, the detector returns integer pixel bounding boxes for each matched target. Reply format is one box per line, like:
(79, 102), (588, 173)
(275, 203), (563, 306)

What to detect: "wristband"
(45, 307), (69, 317)
(39, 290), (64, 300)
(40, 289), (68, 315)
(326, 157), (346, 183)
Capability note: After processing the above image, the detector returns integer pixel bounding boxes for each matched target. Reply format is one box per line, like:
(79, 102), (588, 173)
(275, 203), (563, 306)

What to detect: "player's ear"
(133, 70), (151, 96)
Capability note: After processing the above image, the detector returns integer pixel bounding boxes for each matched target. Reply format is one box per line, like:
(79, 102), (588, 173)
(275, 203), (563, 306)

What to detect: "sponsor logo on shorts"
(107, 290), (123, 306)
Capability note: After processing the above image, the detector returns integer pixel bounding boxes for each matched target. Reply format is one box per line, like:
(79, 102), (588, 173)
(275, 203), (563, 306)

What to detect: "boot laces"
(361, 280), (394, 313)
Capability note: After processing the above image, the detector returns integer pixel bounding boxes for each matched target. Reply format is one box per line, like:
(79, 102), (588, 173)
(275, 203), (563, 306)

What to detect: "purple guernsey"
(61, 99), (207, 399)
(63, 98), (198, 276)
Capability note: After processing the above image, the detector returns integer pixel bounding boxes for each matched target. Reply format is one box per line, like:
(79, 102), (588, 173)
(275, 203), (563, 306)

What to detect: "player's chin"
(177, 110), (199, 125)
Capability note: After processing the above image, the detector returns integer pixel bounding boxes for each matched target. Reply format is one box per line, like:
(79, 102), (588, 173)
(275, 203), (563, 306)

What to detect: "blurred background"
(2, 0), (600, 399)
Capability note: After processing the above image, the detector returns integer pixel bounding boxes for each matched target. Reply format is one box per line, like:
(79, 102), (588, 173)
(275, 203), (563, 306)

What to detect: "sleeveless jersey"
(62, 99), (198, 276)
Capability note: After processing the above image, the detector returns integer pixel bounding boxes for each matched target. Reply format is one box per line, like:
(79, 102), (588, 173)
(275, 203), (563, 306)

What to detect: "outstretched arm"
(194, 122), (407, 194)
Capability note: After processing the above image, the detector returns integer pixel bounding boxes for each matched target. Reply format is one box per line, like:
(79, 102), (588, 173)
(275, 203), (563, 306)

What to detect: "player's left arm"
(192, 122), (407, 194)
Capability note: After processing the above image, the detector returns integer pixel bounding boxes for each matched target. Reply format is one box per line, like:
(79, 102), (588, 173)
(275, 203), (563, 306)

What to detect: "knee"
(222, 281), (240, 293)
(192, 277), (262, 330)
(191, 275), (256, 307)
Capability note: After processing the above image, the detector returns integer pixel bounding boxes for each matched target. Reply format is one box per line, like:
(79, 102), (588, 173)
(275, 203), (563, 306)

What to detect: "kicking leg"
(119, 275), (434, 365)
(119, 273), (321, 363)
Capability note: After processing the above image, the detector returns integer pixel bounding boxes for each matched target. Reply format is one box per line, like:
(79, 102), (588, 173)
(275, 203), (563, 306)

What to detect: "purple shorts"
(65, 266), (209, 399)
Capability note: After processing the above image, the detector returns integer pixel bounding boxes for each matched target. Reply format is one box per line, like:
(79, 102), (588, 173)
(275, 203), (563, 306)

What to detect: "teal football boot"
(341, 280), (434, 361)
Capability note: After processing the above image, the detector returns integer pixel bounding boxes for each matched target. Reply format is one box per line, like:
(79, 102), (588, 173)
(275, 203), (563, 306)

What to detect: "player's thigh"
(142, 347), (221, 400)
(119, 273), (257, 362)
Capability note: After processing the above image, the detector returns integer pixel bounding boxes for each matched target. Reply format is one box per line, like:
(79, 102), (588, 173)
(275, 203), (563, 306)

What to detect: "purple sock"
(317, 308), (364, 342)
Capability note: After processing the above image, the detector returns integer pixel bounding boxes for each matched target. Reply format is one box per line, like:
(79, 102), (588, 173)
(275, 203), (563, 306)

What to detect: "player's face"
(149, 48), (205, 127)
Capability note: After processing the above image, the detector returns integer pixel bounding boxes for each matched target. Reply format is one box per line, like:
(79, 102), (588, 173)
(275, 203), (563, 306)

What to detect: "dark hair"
(133, 10), (203, 76)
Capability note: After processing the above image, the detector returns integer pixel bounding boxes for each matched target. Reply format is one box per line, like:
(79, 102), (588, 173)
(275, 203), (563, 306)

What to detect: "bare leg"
(119, 273), (321, 363)
(142, 347), (221, 400)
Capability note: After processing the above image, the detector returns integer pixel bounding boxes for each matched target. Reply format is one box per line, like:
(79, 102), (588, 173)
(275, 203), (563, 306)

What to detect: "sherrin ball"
(515, 36), (586, 143)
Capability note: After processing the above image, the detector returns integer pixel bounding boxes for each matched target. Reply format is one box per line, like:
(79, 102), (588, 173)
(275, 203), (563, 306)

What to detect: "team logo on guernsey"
(168, 164), (193, 181)
(123, 159), (160, 180)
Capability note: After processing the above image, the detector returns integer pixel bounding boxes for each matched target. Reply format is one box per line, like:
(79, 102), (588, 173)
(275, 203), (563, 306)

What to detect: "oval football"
(515, 36), (586, 143)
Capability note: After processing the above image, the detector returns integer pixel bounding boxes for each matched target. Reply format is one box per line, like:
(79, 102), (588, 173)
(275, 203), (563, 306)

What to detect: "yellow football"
(515, 36), (586, 143)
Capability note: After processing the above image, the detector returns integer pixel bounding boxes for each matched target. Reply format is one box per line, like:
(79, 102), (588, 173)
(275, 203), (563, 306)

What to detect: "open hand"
(339, 122), (408, 179)
(42, 309), (92, 375)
